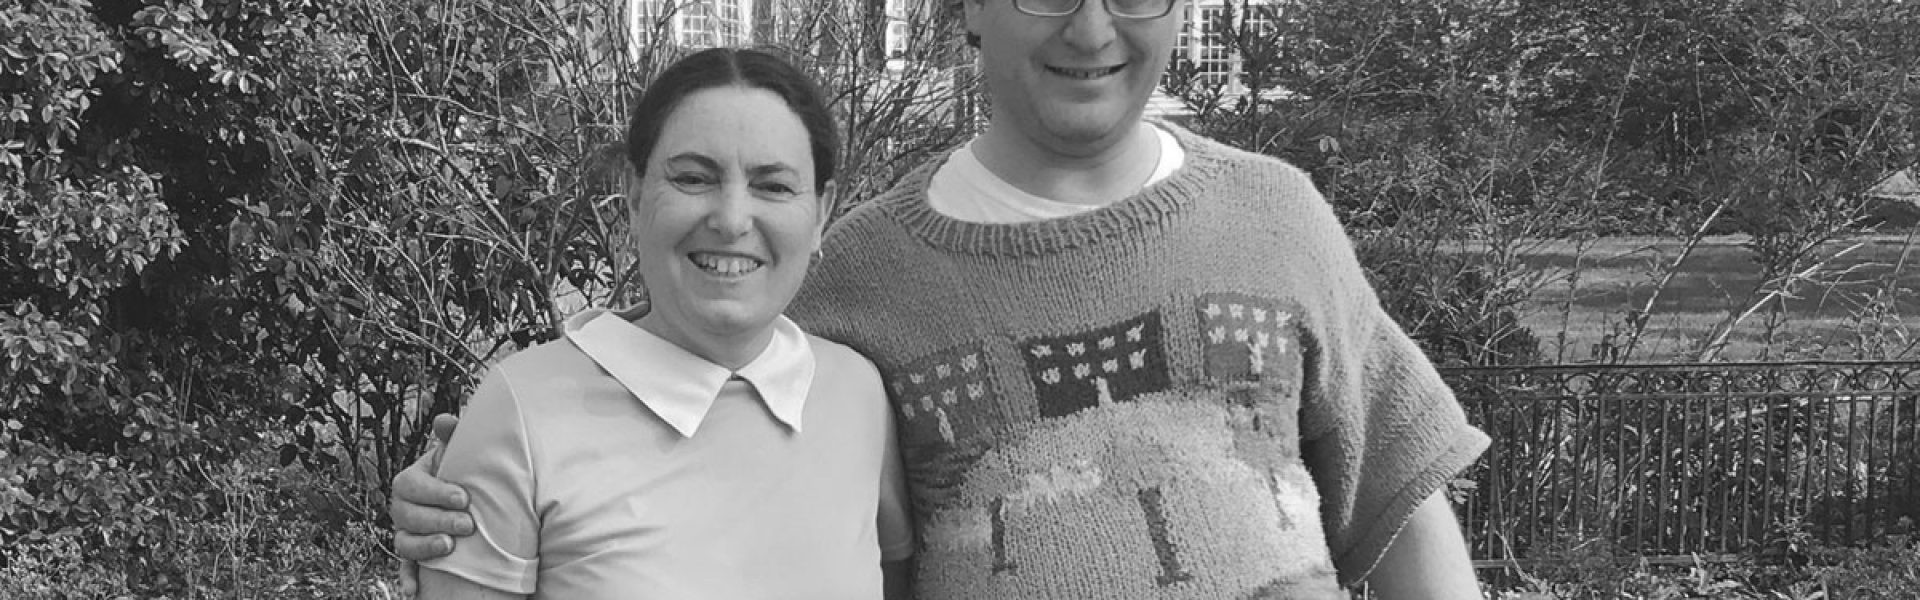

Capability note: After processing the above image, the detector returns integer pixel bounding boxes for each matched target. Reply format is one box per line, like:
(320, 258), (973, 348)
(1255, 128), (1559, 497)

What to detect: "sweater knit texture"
(788, 123), (1490, 599)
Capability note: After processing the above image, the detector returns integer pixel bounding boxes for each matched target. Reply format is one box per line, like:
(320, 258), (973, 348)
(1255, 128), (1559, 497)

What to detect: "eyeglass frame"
(1009, 0), (1181, 20)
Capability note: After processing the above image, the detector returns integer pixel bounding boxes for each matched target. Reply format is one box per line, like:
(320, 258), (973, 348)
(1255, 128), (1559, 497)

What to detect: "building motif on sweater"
(891, 343), (1002, 446)
(883, 297), (1335, 596)
(1019, 311), (1170, 418)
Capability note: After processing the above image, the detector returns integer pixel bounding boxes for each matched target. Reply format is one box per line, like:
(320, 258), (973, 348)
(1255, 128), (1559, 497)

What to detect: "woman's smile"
(688, 251), (766, 278)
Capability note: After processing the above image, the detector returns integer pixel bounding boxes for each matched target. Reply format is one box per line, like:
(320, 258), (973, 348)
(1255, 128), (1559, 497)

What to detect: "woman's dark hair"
(625, 47), (838, 192)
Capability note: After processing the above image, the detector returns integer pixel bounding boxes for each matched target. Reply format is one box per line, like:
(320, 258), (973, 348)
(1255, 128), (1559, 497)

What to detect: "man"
(392, 0), (1489, 596)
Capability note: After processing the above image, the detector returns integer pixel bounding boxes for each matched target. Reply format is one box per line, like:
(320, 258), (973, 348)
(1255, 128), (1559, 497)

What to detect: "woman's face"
(630, 85), (826, 355)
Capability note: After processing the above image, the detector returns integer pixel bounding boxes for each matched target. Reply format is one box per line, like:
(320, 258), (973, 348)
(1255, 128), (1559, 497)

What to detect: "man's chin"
(1037, 111), (1144, 153)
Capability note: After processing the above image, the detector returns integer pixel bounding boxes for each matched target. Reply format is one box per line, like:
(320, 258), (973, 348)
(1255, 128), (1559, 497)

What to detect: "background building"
(627, 0), (758, 49)
(1174, 0), (1287, 91)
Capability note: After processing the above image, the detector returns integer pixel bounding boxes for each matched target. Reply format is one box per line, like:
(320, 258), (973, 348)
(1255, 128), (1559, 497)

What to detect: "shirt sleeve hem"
(1331, 427), (1491, 587)
(418, 525), (540, 594)
(418, 560), (537, 595)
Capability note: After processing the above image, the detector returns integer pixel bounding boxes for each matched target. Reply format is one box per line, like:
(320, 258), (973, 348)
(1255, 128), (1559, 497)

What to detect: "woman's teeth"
(690, 253), (762, 276)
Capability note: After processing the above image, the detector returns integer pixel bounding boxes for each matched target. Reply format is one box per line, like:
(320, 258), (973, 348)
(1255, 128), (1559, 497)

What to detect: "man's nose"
(1059, 0), (1119, 52)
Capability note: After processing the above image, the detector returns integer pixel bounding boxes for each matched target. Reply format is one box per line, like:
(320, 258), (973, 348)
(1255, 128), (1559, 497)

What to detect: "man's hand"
(393, 414), (475, 597)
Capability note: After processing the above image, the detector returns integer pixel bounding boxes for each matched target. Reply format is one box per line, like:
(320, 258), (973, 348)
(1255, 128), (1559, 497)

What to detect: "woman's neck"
(635, 311), (772, 371)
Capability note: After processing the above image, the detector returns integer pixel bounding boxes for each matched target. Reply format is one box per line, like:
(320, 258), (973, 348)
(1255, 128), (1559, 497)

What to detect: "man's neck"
(971, 120), (1161, 207)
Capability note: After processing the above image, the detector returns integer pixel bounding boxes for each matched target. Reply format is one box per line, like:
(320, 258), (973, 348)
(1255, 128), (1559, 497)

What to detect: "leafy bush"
(1481, 534), (1920, 599)
(2, 0), (975, 590)
(1166, 0), (1918, 364)
(0, 446), (393, 599)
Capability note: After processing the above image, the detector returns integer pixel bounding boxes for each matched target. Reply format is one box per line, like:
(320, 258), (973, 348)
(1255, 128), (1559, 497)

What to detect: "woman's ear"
(623, 167), (653, 250)
(624, 167), (647, 213)
(815, 180), (838, 238)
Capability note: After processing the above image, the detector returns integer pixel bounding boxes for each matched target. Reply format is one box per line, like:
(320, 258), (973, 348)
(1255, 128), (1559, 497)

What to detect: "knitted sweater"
(788, 124), (1490, 599)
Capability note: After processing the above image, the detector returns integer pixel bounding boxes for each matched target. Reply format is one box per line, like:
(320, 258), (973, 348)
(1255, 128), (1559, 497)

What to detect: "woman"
(416, 48), (912, 599)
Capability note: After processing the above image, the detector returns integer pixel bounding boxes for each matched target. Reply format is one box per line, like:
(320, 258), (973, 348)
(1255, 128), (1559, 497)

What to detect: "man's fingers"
(394, 531), (456, 562)
(392, 413), (466, 596)
(432, 413), (459, 442)
(391, 486), (476, 534)
(428, 413), (459, 472)
(393, 458), (469, 510)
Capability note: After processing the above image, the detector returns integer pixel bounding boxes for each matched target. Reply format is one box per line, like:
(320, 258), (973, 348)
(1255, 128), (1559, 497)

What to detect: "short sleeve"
(1301, 302), (1489, 586)
(419, 367), (542, 594)
(1278, 174), (1489, 586)
(877, 405), (916, 561)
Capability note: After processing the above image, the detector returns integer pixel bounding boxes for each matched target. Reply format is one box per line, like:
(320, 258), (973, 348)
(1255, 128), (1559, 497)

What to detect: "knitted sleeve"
(1290, 182), (1490, 586)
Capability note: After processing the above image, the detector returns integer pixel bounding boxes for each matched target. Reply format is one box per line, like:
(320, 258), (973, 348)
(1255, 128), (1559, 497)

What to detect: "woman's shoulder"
(493, 336), (598, 379)
(471, 336), (608, 412)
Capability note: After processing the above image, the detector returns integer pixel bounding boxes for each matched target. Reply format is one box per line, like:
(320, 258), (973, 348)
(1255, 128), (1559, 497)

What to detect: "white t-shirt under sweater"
(928, 123), (1186, 223)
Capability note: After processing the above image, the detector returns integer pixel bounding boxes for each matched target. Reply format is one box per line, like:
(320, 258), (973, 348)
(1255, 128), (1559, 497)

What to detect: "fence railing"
(1440, 361), (1920, 566)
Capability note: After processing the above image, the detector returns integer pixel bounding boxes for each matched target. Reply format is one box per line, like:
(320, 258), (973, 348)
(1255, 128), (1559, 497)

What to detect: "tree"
(2, 0), (977, 592)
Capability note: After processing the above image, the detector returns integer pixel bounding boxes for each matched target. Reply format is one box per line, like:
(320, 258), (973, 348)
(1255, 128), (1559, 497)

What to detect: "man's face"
(966, 0), (1183, 158)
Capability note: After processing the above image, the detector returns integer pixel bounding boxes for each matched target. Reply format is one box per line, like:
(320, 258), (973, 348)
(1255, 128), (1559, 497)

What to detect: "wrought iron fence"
(1441, 361), (1920, 566)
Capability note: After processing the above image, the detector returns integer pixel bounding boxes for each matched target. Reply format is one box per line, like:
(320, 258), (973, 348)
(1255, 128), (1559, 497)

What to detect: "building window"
(681, 1), (717, 46)
(631, 0), (751, 49)
(714, 0), (745, 45)
(1179, 1), (1285, 90)
(1172, 3), (1193, 62)
(1194, 4), (1233, 87)
(886, 20), (910, 58)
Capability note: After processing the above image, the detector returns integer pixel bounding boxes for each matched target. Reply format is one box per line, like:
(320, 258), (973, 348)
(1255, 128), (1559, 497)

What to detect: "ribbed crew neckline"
(879, 123), (1229, 258)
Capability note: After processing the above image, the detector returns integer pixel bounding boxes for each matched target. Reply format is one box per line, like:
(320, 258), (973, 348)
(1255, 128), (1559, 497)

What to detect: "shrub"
(3, 0), (974, 587)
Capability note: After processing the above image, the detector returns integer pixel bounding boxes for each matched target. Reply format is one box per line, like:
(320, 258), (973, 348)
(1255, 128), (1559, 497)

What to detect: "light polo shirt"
(422, 308), (913, 599)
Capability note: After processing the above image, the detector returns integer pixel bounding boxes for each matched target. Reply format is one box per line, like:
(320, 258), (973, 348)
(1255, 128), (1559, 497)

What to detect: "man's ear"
(962, 0), (985, 41)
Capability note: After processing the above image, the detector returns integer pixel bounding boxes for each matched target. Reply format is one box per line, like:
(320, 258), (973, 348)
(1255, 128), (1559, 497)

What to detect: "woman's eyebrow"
(664, 153), (720, 170)
(747, 162), (799, 178)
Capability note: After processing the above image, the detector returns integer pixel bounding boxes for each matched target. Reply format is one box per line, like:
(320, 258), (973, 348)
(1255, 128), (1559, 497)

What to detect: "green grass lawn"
(1484, 234), (1920, 363)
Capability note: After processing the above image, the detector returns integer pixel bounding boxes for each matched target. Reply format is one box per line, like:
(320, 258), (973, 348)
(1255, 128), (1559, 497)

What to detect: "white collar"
(563, 308), (815, 437)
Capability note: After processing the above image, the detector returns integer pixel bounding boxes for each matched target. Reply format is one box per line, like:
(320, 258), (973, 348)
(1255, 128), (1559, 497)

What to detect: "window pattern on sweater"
(890, 343), (1001, 445)
(1017, 311), (1171, 418)
(1198, 293), (1297, 384)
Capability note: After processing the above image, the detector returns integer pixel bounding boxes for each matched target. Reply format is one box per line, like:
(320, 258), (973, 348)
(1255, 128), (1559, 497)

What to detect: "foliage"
(1167, 0), (1919, 364)
(1166, 1), (1569, 366)
(1481, 534), (1920, 599)
(1451, 362), (1920, 582)
(1, 0), (974, 593)
(0, 446), (393, 599)
(1, 0), (1915, 591)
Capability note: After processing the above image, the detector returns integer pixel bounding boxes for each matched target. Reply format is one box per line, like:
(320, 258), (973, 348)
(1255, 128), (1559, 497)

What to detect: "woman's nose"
(705, 185), (752, 238)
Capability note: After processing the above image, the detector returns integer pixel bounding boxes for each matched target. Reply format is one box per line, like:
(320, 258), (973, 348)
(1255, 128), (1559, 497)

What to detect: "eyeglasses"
(1011, 0), (1180, 19)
